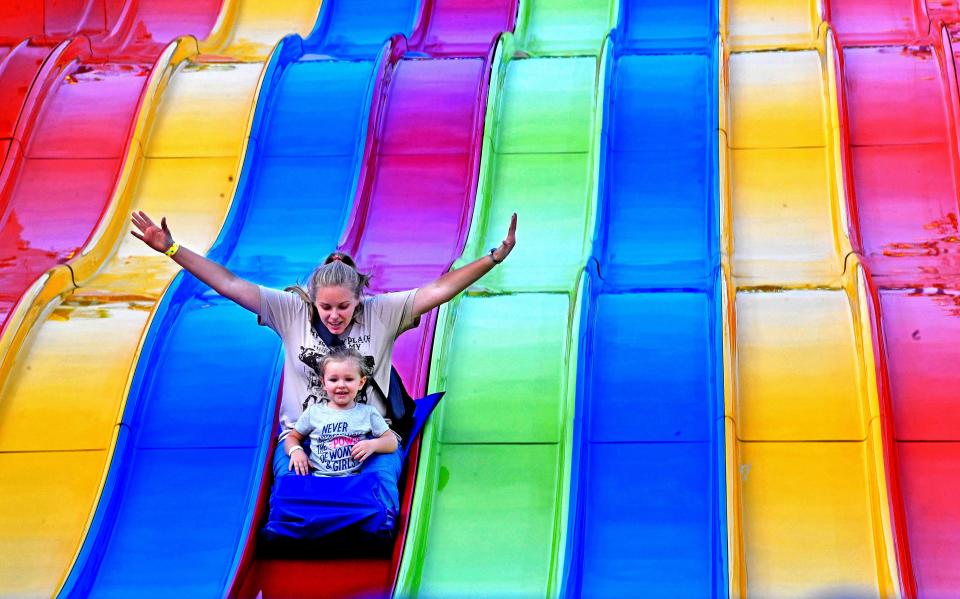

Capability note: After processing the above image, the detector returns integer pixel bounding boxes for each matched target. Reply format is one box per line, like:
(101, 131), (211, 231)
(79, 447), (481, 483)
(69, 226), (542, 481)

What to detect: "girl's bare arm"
(284, 430), (310, 475)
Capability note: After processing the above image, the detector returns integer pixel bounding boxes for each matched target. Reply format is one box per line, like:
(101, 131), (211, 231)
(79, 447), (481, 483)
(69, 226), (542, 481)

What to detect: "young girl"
(130, 210), (516, 491)
(284, 346), (396, 477)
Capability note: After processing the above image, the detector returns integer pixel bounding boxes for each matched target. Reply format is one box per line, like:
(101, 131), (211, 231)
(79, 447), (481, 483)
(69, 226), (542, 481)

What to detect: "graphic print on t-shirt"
(344, 333), (371, 351)
(312, 419), (367, 474)
(296, 327), (377, 410)
(297, 327), (327, 408)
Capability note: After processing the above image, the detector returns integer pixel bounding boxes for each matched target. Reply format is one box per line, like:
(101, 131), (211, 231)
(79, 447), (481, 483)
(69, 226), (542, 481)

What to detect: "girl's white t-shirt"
(257, 285), (419, 439)
(294, 402), (389, 476)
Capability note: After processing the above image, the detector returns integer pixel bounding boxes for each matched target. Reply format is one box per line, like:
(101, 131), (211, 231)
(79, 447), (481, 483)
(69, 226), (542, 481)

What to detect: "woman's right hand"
(130, 210), (174, 253)
(288, 449), (310, 476)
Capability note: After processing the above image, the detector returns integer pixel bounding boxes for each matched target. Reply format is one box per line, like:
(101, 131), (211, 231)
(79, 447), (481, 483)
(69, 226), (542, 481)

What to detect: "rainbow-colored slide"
(722, 5), (898, 596)
(0, 1), (959, 598)
(0, 0), (325, 595)
(0, 0), (220, 338)
(398, 4), (614, 593)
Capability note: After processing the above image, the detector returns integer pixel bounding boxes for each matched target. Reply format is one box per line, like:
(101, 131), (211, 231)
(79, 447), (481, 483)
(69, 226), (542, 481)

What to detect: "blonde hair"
(318, 345), (373, 380)
(286, 252), (371, 321)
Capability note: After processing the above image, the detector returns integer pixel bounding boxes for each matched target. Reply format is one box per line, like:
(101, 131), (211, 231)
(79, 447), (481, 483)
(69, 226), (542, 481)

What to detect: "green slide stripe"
(395, 30), (609, 598)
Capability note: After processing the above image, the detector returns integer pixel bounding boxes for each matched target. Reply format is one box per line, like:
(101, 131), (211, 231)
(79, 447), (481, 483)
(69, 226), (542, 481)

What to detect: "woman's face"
(314, 286), (359, 335)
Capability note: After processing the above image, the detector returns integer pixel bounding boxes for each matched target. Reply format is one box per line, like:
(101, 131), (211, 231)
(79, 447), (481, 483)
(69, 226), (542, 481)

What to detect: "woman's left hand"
(411, 212), (519, 317)
(490, 212), (517, 263)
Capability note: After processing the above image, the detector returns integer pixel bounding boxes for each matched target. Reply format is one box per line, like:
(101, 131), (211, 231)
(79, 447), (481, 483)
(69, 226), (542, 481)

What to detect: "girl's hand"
(130, 210), (174, 253)
(490, 212), (517, 263)
(351, 440), (377, 462)
(288, 449), (310, 475)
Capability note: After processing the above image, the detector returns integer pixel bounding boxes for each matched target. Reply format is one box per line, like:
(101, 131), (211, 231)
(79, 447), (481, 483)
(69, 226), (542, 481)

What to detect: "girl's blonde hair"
(286, 252), (372, 321)
(318, 345), (373, 380)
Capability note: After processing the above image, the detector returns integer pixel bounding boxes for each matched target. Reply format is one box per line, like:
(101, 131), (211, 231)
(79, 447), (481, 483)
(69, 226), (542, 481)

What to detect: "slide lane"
(0, 0), (217, 390)
(306, 0), (518, 59)
(411, 0), (519, 56)
(0, 2), (322, 597)
(514, 0), (617, 56)
(305, 0), (419, 58)
(0, 0), (204, 131)
(0, 38), (209, 599)
(0, 0), (121, 42)
(0, 40), (55, 162)
(63, 29), (387, 598)
(0, 0), (223, 420)
(222, 4), (422, 598)
(834, 3), (960, 595)
(723, 0), (822, 51)
(0, 1), (223, 338)
(563, 0), (725, 597)
(224, 44), (399, 599)
(722, 4), (901, 596)
(237, 3), (513, 596)
(396, 21), (606, 595)
(0, 0), (225, 166)
(829, 0), (932, 45)
(0, 0), (221, 172)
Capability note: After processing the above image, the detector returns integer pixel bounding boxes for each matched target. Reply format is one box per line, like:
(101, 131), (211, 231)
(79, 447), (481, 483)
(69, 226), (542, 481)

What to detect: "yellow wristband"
(164, 242), (180, 257)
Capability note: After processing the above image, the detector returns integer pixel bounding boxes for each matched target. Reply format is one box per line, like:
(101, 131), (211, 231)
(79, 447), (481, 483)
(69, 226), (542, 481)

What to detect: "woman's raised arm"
(412, 212), (517, 317)
(130, 210), (261, 314)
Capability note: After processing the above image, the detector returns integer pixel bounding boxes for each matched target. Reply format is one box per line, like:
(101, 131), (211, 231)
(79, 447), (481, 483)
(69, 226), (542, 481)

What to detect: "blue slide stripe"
(60, 2), (420, 595)
(563, 1), (727, 597)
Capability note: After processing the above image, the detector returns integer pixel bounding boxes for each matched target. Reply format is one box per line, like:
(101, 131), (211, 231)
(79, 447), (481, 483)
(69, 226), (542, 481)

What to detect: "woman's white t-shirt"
(257, 286), (419, 439)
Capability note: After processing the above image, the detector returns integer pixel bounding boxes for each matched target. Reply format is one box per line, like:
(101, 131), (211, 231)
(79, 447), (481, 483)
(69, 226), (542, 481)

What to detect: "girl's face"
(322, 360), (367, 409)
(314, 285), (359, 335)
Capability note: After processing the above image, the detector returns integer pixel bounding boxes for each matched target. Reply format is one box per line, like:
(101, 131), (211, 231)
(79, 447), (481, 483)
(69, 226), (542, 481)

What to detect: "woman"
(130, 210), (517, 496)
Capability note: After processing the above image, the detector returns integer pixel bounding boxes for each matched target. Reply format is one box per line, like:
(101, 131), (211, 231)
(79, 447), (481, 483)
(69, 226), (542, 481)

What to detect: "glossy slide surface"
(724, 0), (821, 50)
(0, 1), (223, 338)
(0, 40), (54, 158)
(835, 5), (960, 595)
(829, 0), (931, 45)
(0, 0), (119, 44)
(0, 0), (221, 184)
(230, 3), (510, 597)
(563, 1), (725, 597)
(0, 2), (322, 597)
(0, 0), (225, 49)
(64, 38), (382, 599)
(396, 21), (606, 594)
(515, 0), (617, 56)
(306, 0), (420, 58)
(0, 0), (221, 153)
(412, 0), (519, 56)
(722, 4), (900, 596)
(308, 0), (517, 58)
